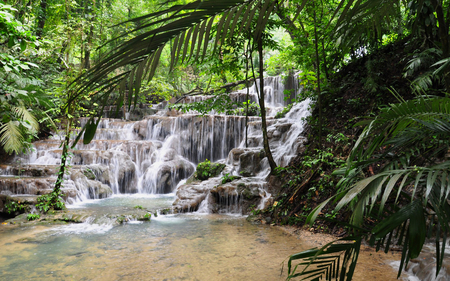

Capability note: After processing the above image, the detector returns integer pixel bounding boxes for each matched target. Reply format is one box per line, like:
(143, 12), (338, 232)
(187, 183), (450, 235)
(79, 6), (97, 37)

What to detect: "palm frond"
(12, 105), (39, 133)
(349, 97), (450, 163)
(286, 236), (361, 281)
(404, 48), (442, 78)
(303, 95), (450, 280)
(67, 0), (285, 146)
(0, 121), (24, 154)
(72, 0), (271, 102)
(334, 0), (405, 52)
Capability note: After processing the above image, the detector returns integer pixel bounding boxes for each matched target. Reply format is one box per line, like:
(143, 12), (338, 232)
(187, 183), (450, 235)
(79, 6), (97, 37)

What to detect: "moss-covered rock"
(195, 159), (226, 181)
(82, 168), (96, 180)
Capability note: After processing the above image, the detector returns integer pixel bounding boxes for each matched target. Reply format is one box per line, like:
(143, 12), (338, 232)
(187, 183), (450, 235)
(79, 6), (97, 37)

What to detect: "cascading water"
(0, 74), (308, 212)
(0, 74), (440, 281)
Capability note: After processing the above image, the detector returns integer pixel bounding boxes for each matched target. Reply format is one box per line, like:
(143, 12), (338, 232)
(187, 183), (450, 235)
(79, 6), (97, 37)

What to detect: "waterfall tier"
(0, 74), (310, 213)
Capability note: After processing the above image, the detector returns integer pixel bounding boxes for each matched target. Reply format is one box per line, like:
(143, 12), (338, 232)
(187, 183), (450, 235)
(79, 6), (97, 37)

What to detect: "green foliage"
(293, 95), (450, 279)
(27, 213), (40, 221)
(36, 192), (65, 213)
(195, 159), (226, 181)
(229, 100), (260, 116)
(134, 205), (143, 209)
(266, 42), (297, 76)
(275, 103), (293, 119)
(4, 200), (28, 214)
(0, 4), (56, 154)
(221, 173), (240, 184)
(169, 92), (237, 115)
(137, 212), (152, 221)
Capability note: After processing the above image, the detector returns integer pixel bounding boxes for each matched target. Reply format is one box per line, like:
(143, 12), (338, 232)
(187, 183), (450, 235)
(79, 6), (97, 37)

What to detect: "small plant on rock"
(195, 159), (226, 181)
(27, 213), (40, 221)
(5, 200), (28, 214)
(221, 173), (240, 184)
(36, 192), (65, 213)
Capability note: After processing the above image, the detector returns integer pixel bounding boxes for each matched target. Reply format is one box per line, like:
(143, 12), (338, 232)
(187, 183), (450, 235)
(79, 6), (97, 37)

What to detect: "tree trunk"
(36, 0), (47, 38)
(245, 49), (249, 148)
(258, 38), (277, 173)
(314, 9), (322, 148)
(83, 24), (94, 69)
(54, 103), (73, 197)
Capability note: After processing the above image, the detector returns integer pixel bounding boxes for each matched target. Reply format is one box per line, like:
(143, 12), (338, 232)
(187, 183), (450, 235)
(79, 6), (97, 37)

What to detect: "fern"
(0, 121), (24, 154)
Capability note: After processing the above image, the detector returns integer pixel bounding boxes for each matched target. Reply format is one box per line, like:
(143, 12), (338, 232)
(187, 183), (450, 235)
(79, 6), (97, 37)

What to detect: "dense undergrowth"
(261, 38), (439, 235)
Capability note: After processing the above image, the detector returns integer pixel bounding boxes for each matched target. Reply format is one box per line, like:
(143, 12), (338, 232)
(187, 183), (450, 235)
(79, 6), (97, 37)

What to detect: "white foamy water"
(2, 73), (310, 215)
(52, 218), (114, 235)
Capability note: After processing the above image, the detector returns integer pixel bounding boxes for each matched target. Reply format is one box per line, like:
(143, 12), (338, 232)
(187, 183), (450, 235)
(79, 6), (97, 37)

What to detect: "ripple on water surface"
(0, 196), (401, 281)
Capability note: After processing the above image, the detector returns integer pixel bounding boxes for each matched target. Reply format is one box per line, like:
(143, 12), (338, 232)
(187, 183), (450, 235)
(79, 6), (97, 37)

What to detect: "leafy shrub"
(27, 213), (40, 221)
(36, 192), (65, 213)
(221, 173), (240, 184)
(195, 159), (226, 181)
(4, 200), (28, 214)
(275, 103), (294, 119)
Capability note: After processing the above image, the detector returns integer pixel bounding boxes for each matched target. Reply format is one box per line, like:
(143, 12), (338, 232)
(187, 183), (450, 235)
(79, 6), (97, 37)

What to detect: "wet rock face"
(172, 180), (212, 212)
(173, 162), (269, 214)
(0, 177), (56, 196)
(227, 148), (266, 177)
(406, 250), (450, 280)
(209, 182), (264, 214)
(0, 176), (79, 204)
(69, 170), (113, 200)
(142, 157), (195, 194)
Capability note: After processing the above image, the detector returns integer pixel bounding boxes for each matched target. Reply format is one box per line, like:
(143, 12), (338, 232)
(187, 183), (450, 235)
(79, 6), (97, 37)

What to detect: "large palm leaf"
(0, 105), (39, 154)
(70, 0), (410, 143)
(70, 0), (283, 143)
(332, 0), (406, 54)
(288, 96), (450, 280)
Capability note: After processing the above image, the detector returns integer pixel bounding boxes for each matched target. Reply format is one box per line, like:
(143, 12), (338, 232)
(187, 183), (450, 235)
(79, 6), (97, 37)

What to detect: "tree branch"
(173, 77), (257, 104)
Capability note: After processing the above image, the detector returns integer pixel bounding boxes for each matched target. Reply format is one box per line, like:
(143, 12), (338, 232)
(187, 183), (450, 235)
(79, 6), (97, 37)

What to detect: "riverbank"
(280, 226), (406, 280)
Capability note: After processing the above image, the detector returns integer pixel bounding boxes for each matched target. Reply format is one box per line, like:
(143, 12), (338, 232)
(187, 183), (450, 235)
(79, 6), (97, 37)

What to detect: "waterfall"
(0, 73), (309, 209)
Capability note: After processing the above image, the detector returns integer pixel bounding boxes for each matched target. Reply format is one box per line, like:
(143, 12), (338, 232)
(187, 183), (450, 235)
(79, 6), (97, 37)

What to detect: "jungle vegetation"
(1, 0), (450, 279)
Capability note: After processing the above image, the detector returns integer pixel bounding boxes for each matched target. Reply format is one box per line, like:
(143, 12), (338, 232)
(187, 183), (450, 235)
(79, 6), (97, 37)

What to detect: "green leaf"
(20, 40), (27, 51)
(83, 117), (100, 145)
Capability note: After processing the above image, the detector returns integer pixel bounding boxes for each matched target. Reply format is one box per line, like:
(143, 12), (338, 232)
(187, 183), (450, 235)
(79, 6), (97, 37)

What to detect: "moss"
(138, 213), (152, 221)
(159, 208), (172, 215)
(83, 168), (96, 180)
(242, 188), (255, 200)
(239, 170), (253, 177)
(195, 159), (226, 181)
